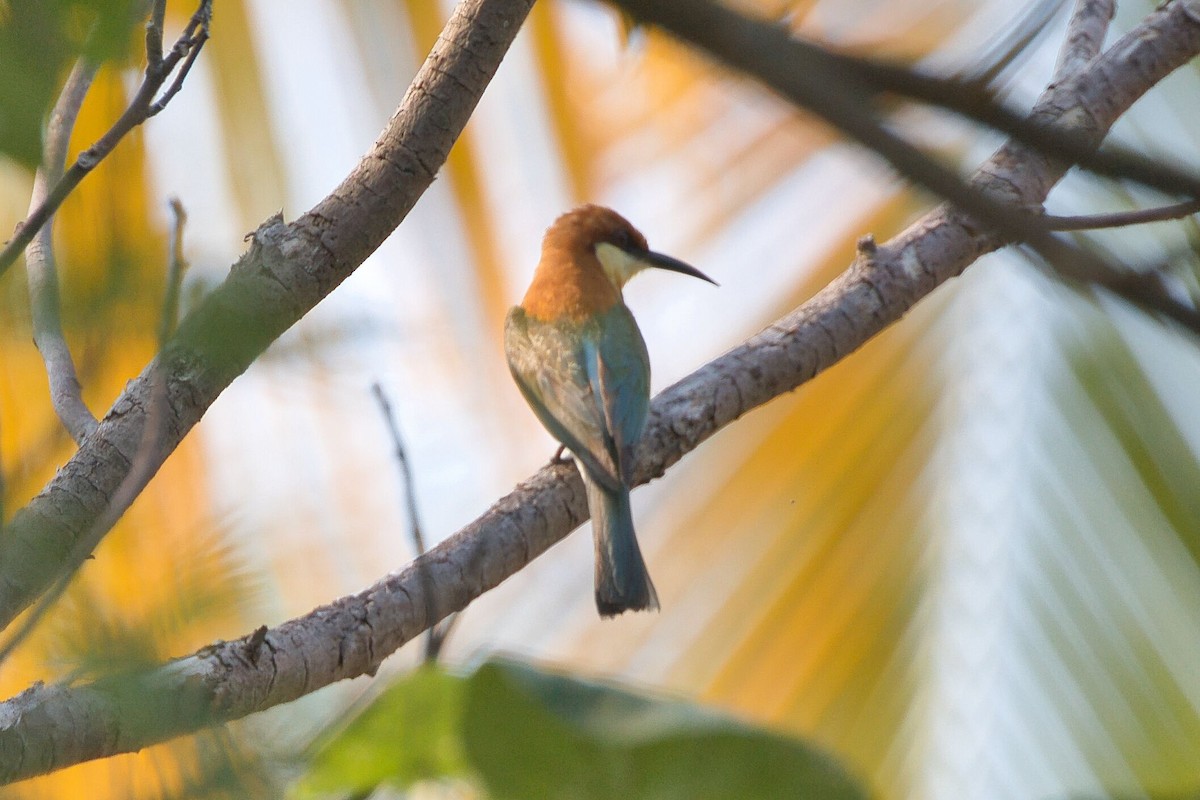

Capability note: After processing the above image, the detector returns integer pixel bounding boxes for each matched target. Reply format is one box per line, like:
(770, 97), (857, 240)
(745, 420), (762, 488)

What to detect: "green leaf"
(292, 666), (469, 799)
(463, 659), (871, 800)
(0, 2), (72, 167)
(0, 0), (141, 168)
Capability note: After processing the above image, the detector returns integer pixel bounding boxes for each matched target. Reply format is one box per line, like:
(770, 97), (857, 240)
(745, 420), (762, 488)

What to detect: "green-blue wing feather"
(585, 306), (649, 483)
(504, 305), (649, 489)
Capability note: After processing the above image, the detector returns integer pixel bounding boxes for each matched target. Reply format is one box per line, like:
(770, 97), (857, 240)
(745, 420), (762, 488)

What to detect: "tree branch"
(371, 383), (455, 662)
(0, 0), (212, 279)
(1053, 0), (1114, 81)
(607, 0), (1200, 331)
(160, 197), (188, 342)
(0, 0), (537, 633)
(1045, 198), (1200, 230)
(0, 0), (1196, 784)
(27, 59), (101, 444)
(145, 0), (168, 69)
(0, 200), (189, 670)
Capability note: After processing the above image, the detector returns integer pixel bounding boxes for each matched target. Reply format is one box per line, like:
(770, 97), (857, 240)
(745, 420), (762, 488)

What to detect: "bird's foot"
(549, 445), (572, 466)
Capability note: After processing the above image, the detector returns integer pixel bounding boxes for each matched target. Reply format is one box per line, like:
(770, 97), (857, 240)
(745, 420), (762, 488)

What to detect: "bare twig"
(0, 198), (186, 669)
(146, 0), (167, 67)
(148, 16), (210, 117)
(27, 59), (101, 444)
(0, 0), (213, 278)
(160, 197), (189, 343)
(614, 0), (1200, 204)
(371, 385), (427, 556)
(1045, 198), (1200, 230)
(370, 383), (456, 662)
(828, 37), (1200, 201)
(0, 402), (167, 668)
(606, 0), (1200, 333)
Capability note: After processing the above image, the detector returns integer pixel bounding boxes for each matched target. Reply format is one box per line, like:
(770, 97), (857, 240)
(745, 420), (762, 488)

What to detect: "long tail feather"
(583, 470), (659, 616)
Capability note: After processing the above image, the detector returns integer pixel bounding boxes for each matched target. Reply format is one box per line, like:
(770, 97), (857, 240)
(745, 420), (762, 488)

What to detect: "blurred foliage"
(295, 666), (470, 799)
(0, 0), (141, 167)
(294, 659), (869, 800)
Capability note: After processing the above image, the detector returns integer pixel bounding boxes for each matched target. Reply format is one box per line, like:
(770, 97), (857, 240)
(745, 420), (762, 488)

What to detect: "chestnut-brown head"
(522, 205), (715, 322)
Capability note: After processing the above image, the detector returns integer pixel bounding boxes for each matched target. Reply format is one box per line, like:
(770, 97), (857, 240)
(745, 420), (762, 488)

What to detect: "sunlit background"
(2, 0), (1200, 797)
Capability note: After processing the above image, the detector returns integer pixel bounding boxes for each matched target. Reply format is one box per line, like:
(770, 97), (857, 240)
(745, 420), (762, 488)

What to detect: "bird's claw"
(550, 445), (572, 465)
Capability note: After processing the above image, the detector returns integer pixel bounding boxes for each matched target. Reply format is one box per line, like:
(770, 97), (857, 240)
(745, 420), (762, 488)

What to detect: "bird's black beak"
(636, 248), (718, 286)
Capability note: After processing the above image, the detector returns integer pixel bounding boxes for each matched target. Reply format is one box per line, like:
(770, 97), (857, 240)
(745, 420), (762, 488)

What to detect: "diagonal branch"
(0, 0), (1197, 784)
(769, 2), (1199, 201)
(1052, 0), (1113, 81)
(0, 0), (212, 279)
(371, 383), (455, 662)
(0, 0), (537, 632)
(608, 0), (1200, 331)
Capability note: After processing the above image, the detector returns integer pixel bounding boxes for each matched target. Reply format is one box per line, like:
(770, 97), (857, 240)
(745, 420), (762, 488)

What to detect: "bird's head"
(544, 205), (717, 290)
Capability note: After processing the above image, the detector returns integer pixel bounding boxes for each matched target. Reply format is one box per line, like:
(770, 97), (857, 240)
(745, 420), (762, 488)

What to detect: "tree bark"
(0, 0), (536, 630)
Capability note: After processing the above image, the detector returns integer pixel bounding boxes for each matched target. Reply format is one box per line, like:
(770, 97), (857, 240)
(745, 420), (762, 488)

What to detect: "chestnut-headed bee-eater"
(504, 205), (716, 617)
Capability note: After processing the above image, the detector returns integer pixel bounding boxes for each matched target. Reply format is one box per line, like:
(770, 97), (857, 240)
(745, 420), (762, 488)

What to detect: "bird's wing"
(584, 304), (650, 484)
(504, 307), (624, 490)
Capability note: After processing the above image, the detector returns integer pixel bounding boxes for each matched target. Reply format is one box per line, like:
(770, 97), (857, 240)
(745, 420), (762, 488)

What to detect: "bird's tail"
(583, 471), (659, 617)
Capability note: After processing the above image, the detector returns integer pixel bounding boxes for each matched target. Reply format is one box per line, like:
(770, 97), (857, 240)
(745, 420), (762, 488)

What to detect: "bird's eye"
(613, 229), (634, 250)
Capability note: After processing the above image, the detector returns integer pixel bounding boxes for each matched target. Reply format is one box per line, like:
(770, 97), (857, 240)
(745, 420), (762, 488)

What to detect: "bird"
(504, 205), (716, 617)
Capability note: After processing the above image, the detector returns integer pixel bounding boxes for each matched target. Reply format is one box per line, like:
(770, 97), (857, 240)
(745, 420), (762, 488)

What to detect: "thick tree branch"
(0, 0), (1196, 784)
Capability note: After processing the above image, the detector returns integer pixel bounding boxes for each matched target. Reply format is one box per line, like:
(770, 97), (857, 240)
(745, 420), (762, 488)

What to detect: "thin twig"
(0, 391), (169, 668)
(27, 59), (101, 444)
(0, 0), (213, 279)
(148, 17), (210, 117)
(160, 198), (189, 343)
(146, 0), (167, 66)
(822, 37), (1200, 201)
(0, 200), (186, 669)
(608, 0), (1200, 333)
(1017, 237), (1200, 338)
(371, 385), (426, 555)
(1045, 198), (1200, 231)
(370, 383), (456, 662)
(613, 0), (1200, 203)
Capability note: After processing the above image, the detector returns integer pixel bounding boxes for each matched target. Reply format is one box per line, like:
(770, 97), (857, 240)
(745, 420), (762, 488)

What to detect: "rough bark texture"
(0, 0), (535, 630)
(0, 0), (1198, 785)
